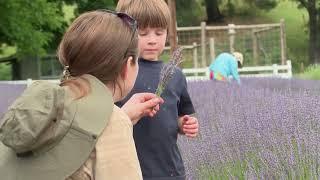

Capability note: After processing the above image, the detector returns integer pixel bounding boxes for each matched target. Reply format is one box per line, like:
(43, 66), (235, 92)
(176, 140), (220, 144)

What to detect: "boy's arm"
(176, 70), (198, 137)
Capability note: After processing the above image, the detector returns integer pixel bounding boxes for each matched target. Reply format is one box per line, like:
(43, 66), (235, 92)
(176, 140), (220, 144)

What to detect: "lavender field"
(178, 78), (320, 179)
(1, 78), (320, 179)
(0, 83), (26, 119)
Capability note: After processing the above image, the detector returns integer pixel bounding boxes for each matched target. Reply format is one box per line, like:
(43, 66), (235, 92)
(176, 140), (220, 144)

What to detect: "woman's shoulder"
(109, 105), (132, 127)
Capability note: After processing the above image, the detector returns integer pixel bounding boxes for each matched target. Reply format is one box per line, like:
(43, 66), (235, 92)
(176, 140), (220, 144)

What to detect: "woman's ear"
(120, 56), (134, 80)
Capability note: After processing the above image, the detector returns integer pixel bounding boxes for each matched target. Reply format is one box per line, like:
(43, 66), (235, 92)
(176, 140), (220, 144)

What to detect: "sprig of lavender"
(155, 47), (184, 97)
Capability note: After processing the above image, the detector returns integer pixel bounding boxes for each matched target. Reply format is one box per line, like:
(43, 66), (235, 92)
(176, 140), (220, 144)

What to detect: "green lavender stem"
(155, 84), (164, 97)
(155, 47), (183, 97)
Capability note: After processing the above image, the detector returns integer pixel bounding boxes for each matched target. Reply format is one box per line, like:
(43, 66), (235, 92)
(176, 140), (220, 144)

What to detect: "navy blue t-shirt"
(116, 58), (195, 180)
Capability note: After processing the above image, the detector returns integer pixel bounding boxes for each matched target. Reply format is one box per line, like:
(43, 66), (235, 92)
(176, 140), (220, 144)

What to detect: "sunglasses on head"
(97, 9), (138, 60)
(97, 9), (137, 32)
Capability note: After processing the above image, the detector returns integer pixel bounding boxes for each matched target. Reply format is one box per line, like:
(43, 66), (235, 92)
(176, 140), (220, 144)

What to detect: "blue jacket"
(209, 53), (240, 84)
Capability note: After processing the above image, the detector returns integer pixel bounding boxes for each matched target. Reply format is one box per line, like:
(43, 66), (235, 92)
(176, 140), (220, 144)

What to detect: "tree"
(65, 0), (116, 15)
(0, 0), (66, 56)
(293, 0), (320, 64)
(175, 0), (204, 26)
(204, 0), (278, 23)
(0, 0), (118, 58)
(204, 0), (224, 23)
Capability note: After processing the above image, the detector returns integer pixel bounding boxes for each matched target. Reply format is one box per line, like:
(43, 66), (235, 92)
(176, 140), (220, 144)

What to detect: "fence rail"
(0, 79), (59, 86)
(0, 60), (292, 84)
(161, 19), (286, 70)
(182, 60), (292, 81)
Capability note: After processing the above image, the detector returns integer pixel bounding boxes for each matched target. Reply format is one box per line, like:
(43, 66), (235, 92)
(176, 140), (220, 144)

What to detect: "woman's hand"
(122, 93), (164, 125)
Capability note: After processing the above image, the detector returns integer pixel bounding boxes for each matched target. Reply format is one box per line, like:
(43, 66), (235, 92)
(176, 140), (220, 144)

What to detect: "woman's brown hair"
(57, 10), (138, 95)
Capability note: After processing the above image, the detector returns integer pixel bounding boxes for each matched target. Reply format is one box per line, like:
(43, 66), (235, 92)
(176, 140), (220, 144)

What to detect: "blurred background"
(1, 1), (320, 178)
(0, 0), (319, 80)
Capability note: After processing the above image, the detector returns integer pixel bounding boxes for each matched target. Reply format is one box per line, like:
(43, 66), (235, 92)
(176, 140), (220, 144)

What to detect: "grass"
(0, 45), (17, 80)
(0, 64), (11, 80)
(197, 151), (319, 179)
(218, 1), (309, 72)
(262, 0), (309, 72)
(0, 45), (16, 58)
(296, 65), (320, 80)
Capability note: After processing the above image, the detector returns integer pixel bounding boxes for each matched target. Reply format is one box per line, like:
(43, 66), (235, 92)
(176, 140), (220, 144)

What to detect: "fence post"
(252, 29), (258, 65)
(228, 24), (236, 53)
(287, 60), (292, 78)
(280, 19), (287, 65)
(193, 42), (198, 76)
(209, 38), (215, 63)
(27, 78), (33, 86)
(201, 21), (206, 67)
(205, 67), (210, 79)
(167, 0), (178, 53)
(272, 64), (278, 76)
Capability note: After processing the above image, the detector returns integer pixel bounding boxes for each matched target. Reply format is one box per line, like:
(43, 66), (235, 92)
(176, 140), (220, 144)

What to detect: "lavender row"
(242, 77), (320, 95)
(179, 79), (320, 179)
(0, 84), (26, 119)
(1, 79), (319, 178)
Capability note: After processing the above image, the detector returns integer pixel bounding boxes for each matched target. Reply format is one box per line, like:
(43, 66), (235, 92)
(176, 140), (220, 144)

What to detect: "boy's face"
(138, 27), (167, 61)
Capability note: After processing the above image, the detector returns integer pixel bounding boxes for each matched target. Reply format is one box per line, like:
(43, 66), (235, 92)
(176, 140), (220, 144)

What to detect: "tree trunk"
(167, 0), (178, 53)
(307, 0), (318, 64)
(205, 0), (224, 23)
(316, 6), (320, 64)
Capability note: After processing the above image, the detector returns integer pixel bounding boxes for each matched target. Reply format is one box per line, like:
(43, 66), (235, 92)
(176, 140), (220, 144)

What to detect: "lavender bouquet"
(155, 47), (184, 97)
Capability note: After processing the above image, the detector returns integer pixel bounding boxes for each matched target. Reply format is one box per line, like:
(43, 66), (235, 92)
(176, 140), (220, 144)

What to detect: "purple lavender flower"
(177, 78), (320, 179)
(155, 47), (183, 96)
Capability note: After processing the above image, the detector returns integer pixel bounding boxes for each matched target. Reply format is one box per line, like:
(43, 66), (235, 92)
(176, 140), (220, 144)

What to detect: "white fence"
(182, 60), (292, 81)
(163, 20), (286, 68)
(0, 79), (59, 86)
(0, 60), (292, 85)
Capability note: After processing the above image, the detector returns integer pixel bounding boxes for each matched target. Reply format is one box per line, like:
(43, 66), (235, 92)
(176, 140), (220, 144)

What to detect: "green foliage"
(291, 0), (320, 64)
(254, 0), (278, 10)
(0, 0), (66, 56)
(296, 65), (320, 80)
(176, 0), (205, 26)
(0, 45), (16, 80)
(63, 4), (76, 24)
(0, 63), (11, 80)
(68, 0), (116, 15)
(263, 1), (309, 71)
(219, 0), (278, 17)
(199, 160), (248, 180)
(197, 149), (319, 179)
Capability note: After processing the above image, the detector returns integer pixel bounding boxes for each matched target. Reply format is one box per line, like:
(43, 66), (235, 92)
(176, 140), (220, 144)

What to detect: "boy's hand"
(178, 115), (199, 138)
(122, 93), (164, 125)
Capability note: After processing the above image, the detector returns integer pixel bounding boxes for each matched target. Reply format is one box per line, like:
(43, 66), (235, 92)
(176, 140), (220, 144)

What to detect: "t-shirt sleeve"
(178, 73), (195, 116)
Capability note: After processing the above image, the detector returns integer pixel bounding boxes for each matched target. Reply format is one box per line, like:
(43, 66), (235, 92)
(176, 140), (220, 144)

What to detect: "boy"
(116, 0), (199, 179)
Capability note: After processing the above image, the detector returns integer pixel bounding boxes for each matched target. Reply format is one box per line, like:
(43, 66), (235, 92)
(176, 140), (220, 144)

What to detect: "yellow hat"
(232, 52), (244, 65)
